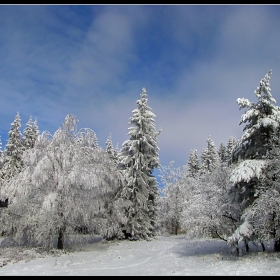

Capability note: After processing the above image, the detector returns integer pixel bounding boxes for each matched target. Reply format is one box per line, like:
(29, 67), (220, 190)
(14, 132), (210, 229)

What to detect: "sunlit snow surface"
(0, 234), (280, 276)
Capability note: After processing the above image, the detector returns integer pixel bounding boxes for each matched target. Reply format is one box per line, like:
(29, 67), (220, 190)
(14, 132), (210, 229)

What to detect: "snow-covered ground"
(0, 234), (280, 275)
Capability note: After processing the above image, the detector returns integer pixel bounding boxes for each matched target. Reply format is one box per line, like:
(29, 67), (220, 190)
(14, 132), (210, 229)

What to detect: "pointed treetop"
(254, 70), (274, 103)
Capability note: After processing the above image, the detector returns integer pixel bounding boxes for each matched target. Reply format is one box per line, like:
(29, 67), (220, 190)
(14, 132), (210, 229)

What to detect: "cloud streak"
(0, 5), (280, 171)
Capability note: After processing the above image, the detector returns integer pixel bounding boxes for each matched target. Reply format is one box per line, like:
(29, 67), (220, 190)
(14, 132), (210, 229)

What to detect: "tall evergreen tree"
(200, 135), (219, 173)
(105, 133), (118, 162)
(218, 142), (227, 165)
(186, 149), (200, 177)
(114, 143), (119, 162)
(117, 87), (161, 240)
(225, 136), (237, 165)
(106, 134), (114, 156)
(249, 128), (280, 252)
(228, 70), (280, 252)
(23, 116), (32, 150)
(232, 70), (278, 162)
(0, 112), (24, 181)
(0, 136), (3, 170)
(31, 118), (39, 147)
(23, 116), (39, 150)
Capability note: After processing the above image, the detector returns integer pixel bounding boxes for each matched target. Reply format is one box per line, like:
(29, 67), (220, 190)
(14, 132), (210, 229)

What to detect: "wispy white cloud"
(0, 5), (280, 170)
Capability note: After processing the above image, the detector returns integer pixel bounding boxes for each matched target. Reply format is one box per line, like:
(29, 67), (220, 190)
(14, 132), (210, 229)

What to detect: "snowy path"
(1, 235), (280, 275)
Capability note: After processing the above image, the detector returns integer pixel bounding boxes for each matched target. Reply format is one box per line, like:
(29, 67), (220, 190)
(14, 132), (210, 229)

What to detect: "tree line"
(1, 71), (280, 257)
(157, 70), (280, 255)
(0, 88), (160, 250)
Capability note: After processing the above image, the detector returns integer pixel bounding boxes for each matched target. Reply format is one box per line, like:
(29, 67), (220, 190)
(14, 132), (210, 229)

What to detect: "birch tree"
(0, 114), (120, 250)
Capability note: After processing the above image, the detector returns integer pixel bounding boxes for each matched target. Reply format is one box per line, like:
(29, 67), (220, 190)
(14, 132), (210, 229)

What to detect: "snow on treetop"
(237, 98), (252, 109)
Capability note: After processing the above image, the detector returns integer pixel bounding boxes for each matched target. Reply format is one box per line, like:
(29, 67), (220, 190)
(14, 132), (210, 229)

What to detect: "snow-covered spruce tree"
(231, 70), (278, 162)
(32, 118), (39, 143)
(0, 114), (120, 250)
(0, 112), (24, 182)
(218, 142), (227, 165)
(114, 143), (119, 162)
(23, 116), (39, 150)
(247, 128), (280, 252)
(117, 87), (161, 240)
(105, 133), (118, 164)
(106, 133), (114, 156)
(23, 116), (33, 150)
(200, 135), (219, 174)
(186, 149), (201, 177)
(228, 70), (280, 253)
(0, 136), (3, 170)
(225, 136), (237, 165)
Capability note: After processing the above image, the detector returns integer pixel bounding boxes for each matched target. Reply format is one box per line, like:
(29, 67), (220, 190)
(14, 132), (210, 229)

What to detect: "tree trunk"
(233, 240), (239, 256)
(271, 211), (280, 252)
(174, 225), (178, 235)
(57, 227), (65, 250)
(236, 246), (239, 256)
(261, 242), (265, 252)
(244, 239), (249, 252)
(274, 239), (280, 252)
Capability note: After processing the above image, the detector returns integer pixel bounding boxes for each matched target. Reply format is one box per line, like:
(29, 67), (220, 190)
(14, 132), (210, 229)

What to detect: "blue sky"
(1, 4), (280, 171)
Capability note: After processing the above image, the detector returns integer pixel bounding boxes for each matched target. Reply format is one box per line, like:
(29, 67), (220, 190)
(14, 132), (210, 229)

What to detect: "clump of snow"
(230, 159), (267, 185)
(227, 220), (253, 245)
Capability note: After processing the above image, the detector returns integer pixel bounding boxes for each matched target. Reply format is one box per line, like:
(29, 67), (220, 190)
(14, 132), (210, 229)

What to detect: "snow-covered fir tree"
(218, 142), (227, 165)
(0, 112), (24, 181)
(231, 70), (278, 162)
(245, 127), (280, 252)
(23, 116), (33, 150)
(228, 70), (280, 252)
(0, 136), (3, 170)
(105, 133), (118, 163)
(225, 136), (237, 165)
(200, 135), (219, 173)
(31, 118), (39, 147)
(0, 136), (4, 175)
(23, 116), (39, 150)
(117, 87), (161, 240)
(0, 114), (120, 249)
(106, 133), (114, 155)
(186, 149), (200, 177)
(114, 143), (119, 161)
